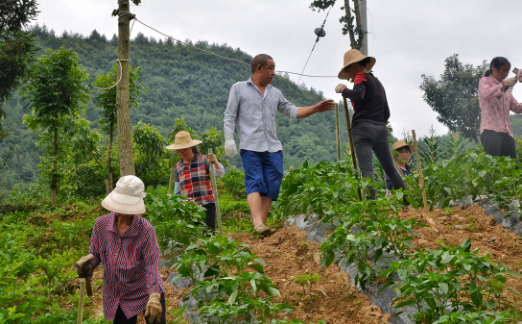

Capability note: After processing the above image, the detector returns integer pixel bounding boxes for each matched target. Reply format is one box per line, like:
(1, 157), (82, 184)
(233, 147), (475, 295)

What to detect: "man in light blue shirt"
(223, 54), (334, 235)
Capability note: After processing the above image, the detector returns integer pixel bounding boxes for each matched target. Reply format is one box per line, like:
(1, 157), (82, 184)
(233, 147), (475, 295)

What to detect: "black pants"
(351, 122), (406, 200)
(481, 130), (516, 158)
(113, 293), (166, 324)
(203, 202), (216, 233)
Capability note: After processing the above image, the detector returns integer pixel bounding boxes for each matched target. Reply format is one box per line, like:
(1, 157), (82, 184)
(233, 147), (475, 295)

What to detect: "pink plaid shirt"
(479, 76), (522, 137)
(89, 213), (164, 321)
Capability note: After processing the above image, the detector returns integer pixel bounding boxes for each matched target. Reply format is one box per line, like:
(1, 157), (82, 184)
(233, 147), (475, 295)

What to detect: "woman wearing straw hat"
(167, 131), (225, 232)
(75, 175), (165, 324)
(334, 49), (407, 201)
(385, 140), (415, 197)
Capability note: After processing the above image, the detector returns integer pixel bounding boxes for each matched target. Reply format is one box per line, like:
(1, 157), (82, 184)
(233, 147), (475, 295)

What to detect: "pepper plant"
(172, 236), (291, 323)
(383, 239), (522, 324)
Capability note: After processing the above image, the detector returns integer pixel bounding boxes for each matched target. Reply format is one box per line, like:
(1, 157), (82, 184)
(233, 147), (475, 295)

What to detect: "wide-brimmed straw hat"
(102, 175), (146, 214)
(166, 131), (202, 150)
(392, 140), (416, 153)
(338, 49), (376, 80)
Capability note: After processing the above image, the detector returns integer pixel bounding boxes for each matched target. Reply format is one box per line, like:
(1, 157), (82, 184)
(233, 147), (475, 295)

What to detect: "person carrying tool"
(76, 175), (165, 324)
(223, 54), (334, 235)
(167, 131), (225, 233)
(335, 49), (407, 201)
(385, 140), (415, 197)
(479, 57), (522, 158)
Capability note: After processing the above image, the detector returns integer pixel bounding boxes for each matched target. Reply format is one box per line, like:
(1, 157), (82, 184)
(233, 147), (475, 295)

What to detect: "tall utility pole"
(359, 0), (368, 55)
(116, 0), (136, 176)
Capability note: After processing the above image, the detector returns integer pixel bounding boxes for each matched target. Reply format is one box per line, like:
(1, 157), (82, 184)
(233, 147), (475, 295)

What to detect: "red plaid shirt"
(174, 154), (224, 205)
(89, 213), (164, 321)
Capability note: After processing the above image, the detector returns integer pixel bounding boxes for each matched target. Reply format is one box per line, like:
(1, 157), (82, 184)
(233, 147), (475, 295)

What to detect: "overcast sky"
(35, 0), (522, 138)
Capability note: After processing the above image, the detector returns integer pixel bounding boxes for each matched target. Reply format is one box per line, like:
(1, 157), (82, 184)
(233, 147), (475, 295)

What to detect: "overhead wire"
(92, 12), (135, 91)
(133, 17), (338, 78)
(297, 5), (333, 83)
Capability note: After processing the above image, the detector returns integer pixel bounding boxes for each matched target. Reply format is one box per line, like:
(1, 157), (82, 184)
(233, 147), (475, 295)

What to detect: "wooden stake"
(412, 130), (428, 209)
(342, 97), (363, 201)
(335, 103), (341, 162)
(76, 278), (86, 324)
(168, 166), (174, 196)
(208, 149), (223, 235)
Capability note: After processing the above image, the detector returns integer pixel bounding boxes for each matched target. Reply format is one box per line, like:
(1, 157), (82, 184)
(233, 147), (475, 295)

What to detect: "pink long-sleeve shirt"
(479, 76), (522, 137)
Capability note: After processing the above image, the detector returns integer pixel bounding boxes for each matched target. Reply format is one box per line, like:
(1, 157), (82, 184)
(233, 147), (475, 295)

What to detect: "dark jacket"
(342, 72), (391, 126)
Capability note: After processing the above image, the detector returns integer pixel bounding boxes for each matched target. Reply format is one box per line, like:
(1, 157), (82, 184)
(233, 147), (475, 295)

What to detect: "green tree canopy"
(420, 54), (488, 143)
(22, 47), (90, 204)
(0, 0), (39, 138)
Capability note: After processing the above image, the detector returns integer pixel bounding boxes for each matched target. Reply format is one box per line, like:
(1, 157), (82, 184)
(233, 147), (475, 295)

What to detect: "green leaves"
(387, 240), (520, 323)
(172, 235), (292, 323)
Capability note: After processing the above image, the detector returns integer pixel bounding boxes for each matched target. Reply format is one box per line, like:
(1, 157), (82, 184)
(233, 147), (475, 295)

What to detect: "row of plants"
(272, 153), (522, 323)
(171, 235), (326, 324)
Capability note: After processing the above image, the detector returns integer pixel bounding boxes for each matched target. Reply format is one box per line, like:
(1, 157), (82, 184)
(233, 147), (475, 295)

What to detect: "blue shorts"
(240, 150), (284, 201)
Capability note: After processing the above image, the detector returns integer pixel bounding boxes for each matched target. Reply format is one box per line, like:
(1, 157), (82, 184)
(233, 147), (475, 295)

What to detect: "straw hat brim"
(102, 190), (145, 214)
(166, 139), (202, 150)
(392, 143), (416, 153)
(338, 56), (376, 80)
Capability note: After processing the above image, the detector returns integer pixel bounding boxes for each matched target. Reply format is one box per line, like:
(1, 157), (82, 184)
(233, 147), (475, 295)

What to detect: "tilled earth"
(399, 203), (522, 313)
(81, 203), (522, 323)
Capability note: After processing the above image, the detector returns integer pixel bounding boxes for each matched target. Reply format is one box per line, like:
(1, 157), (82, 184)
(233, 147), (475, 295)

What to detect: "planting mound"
(400, 203), (522, 312)
(234, 227), (390, 324)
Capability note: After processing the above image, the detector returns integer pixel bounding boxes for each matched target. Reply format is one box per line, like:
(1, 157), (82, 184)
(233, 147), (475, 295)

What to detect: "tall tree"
(310, 0), (367, 51)
(93, 64), (145, 190)
(0, 0), (39, 138)
(22, 48), (90, 205)
(420, 54), (488, 143)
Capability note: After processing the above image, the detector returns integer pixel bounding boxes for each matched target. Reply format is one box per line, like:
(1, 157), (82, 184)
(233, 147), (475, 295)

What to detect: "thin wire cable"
(134, 17), (338, 78)
(93, 60), (123, 90)
(297, 5), (333, 83)
(92, 12), (135, 91)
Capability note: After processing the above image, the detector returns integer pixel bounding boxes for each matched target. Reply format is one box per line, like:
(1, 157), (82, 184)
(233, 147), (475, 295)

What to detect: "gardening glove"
(144, 293), (162, 324)
(75, 254), (94, 278)
(503, 77), (517, 88)
(225, 139), (237, 157)
(207, 153), (218, 164)
(335, 83), (347, 93)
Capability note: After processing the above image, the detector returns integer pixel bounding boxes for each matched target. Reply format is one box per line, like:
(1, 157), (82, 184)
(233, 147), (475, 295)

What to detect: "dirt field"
(82, 203), (522, 323)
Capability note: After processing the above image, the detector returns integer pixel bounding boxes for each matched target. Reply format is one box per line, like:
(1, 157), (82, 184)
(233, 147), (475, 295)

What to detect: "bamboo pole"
(412, 130), (428, 209)
(168, 166), (174, 196)
(208, 148), (223, 235)
(76, 279), (86, 324)
(342, 97), (363, 201)
(335, 103), (341, 162)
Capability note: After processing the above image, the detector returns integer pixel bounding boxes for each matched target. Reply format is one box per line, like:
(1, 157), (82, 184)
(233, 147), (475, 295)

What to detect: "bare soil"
(399, 203), (522, 312)
(81, 203), (522, 323)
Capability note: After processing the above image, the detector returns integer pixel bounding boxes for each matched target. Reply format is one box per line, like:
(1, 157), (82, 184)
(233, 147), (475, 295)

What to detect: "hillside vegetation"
(0, 26), (349, 190)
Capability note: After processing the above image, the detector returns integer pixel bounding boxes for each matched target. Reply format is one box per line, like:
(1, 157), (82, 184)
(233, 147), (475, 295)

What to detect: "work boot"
(255, 223), (272, 236)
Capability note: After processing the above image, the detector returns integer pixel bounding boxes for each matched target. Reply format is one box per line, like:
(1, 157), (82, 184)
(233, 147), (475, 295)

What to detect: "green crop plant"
(383, 239), (522, 324)
(293, 274), (311, 295)
(172, 236), (291, 324)
(320, 196), (423, 290)
(309, 273), (321, 293)
(145, 194), (208, 254)
(432, 310), (514, 324)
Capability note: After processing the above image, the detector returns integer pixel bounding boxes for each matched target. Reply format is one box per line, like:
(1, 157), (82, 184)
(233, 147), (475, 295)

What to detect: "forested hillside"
(0, 26), (350, 190)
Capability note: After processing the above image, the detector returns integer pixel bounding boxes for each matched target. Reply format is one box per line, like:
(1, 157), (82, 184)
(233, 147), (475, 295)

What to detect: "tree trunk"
(116, 0), (135, 176)
(107, 120), (114, 189)
(51, 121), (58, 205)
(344, 0), (357, 49)
(359, 0), (368, 55)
